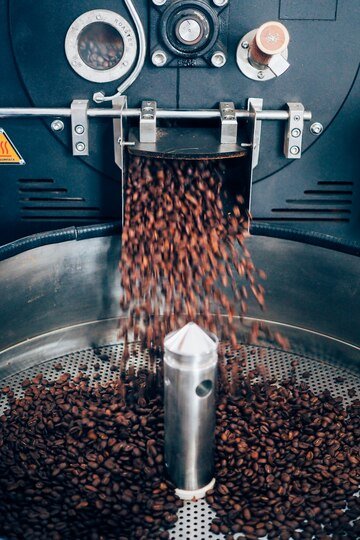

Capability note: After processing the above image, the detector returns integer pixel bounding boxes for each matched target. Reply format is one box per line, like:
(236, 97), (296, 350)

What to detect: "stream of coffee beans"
(118, 158), (288, 355)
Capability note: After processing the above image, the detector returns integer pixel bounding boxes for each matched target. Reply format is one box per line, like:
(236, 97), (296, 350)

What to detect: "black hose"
(0, 222), (122, 261)
(0, 221), (358, 261)
(250, 223), (360, 257)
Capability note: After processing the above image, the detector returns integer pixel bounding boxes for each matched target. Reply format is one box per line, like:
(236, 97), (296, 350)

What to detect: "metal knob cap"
(255, 21), (290, 57)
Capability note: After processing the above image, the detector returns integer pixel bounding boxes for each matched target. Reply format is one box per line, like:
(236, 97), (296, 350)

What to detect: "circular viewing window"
(78, 22), (124, 71)
(65, 10), (137, 83)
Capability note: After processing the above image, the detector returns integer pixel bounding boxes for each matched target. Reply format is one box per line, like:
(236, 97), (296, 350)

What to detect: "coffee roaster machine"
(0, 1), (359, 538)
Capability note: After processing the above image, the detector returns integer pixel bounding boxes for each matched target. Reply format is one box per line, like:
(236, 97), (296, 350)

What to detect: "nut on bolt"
(213, 0), (229, 6)
(152, 50), (167, 67)
(290, 145), (300, 156)
(76, 142), (86, 152)
(211, 51), (227, 68)
(75, 124), (85, 135)
(51, 120), (64, 132)
(291, 128), (301, 138)
(152, 0), (167, 4)
(310, 122), (324, 135)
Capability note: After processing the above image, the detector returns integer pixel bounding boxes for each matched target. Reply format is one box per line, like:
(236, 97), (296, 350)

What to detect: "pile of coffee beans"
(0, 358), (358, 539)
(78, 23), (124, 71)
(119, 158), (287, 354)
(207, 354), (360, 539)
(0, 369), (181, 540)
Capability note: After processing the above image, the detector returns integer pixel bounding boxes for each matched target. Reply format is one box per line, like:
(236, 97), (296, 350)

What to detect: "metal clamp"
(220, 102), (237, 144)
(284, 103), (305, 159)
(140, 101), (157, 143)
(247, 98), (263, 169)
(71, 100), (89, 156)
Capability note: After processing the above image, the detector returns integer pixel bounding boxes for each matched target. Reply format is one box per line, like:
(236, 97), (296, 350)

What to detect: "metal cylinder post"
(164, 322), (218, 499)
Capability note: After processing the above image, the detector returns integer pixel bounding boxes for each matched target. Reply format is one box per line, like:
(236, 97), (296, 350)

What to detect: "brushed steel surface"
(0, 235), (358, 363)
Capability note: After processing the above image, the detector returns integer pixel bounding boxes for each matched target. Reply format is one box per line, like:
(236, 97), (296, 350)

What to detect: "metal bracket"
(247, 98), (263, 169)
(220, 102), (237, 144)
(71, 100), (89, 156)
(268, 54), (290, 77)
(140, 101), (157, 143)
(113, 96), (127, 172)
(284, 103), (305, 159)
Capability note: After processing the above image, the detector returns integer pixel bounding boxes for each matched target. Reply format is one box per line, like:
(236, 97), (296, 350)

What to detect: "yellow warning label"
(0, 129), (25, 165)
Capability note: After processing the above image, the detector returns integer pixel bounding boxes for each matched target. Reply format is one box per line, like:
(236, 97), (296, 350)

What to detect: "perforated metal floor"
(0, 342), (359, 540)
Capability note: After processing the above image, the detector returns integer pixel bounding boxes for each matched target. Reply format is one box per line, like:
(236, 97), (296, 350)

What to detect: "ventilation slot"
(18, 178), (54, 184)
(268, 179), (353, 223)
(18, 179), (111, 223)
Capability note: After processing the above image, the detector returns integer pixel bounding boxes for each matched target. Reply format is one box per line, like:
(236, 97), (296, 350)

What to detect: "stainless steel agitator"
(164, 322), (219, 500)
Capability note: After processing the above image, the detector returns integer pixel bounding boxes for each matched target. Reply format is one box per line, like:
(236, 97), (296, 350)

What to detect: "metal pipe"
(0, 108), (312, 121)
(93, 0), (147, 103)
(164, 322), (218, 498)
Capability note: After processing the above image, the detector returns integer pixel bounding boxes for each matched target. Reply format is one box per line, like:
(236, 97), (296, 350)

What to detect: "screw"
(257, 71), (265, 79)
(290, 146), (300, 156)
(310, 122), (323, 135)
(76, 142), (86, 152)
(291, 128), (301, 138)
(152, 50), (167, 67)
(211, 51), (227, 68)
(293, 115), (301, 121)
(152, 0), (167, 5)
(51, 120), (64, 132)
(213, 0), (228, 6)
(241, 41), (249, 49)
(75, 125), (85, 135)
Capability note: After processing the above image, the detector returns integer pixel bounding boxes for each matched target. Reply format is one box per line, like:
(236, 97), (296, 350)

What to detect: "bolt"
(152, 50), (167, 67)
(310, 122), (324, 135)
(152, 0), (167, 5)
(241, 41), (249, 49)
(76, 142), (86, 152)
(51, 120), (64, 132)
(293, 115), (301, 121)
(290, 146), (300, 156)
(257, 71), (265, 79)
(211, 51), (227, 68)
(291, 128), (301, 138)
(75, 124), (85, 135)
(213, 0), (229, 6)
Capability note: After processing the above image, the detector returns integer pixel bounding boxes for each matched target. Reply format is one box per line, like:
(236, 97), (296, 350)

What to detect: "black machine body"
(0, 0), (359, 246)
